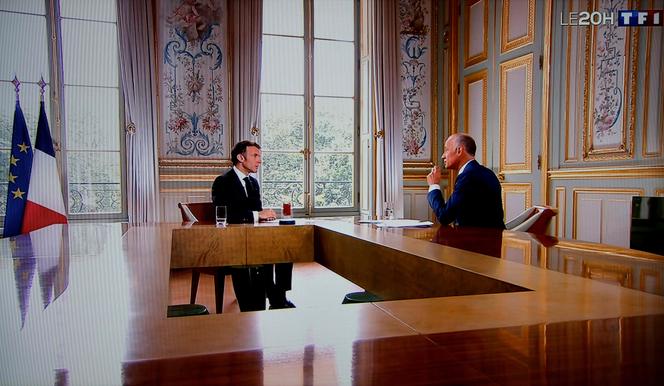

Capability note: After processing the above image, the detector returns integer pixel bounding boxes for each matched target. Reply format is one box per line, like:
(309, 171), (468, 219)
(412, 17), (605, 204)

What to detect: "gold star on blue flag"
(3, 99), (33, 238)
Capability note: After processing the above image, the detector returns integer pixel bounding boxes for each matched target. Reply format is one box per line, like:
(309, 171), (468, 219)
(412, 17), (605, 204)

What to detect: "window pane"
(263, 0), (303, 36)
(0, 0), (45, 14)
(61, 0), (117, 22)
(262, 152), (305, 208)
(314, 153), (353, 207)
(0, 12), (49, 83)
(261, 35), (304, 94)
(314, 40), (354, 97)
(261, 94), (304, 151)
(314, 97), (353, 152)
(314, 0), (354, 41)
(1, 83), (49, 148)
(65, 86), (119, 151)
(67, 151), (121, 214)
(62, 19), (118, 87)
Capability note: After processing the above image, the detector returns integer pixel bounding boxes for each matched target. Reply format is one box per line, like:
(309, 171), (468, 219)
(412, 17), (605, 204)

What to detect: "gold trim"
(501, 237), (532, 265)
(403, 0), (438, 174)
(548, 166), (664, 180)
(500, 53), (533, 173)
(642, 0), (663, 158)
(450, 0), (458, 138)
(583, 0), (638, 161)
(640, 269), (662, 293)
(582, 261), (633, 288)
(563, 0), (575, 162)
(404, 169), (450, 181)
(656, 189), (664, 197)
(540, 0), (552, 205)
(501, 0), (535, 54)
(159, 159), (232, 168)
(464, 0), (488, 67)
(555, 187), (566, 238)
(463, 69), (488, 164)
(571, 187), (644, 239)
(403, 185), (430, 192)
(159, 174), (218, 182)
(501, 183), (532, 215)
(557, 240), (664, 262)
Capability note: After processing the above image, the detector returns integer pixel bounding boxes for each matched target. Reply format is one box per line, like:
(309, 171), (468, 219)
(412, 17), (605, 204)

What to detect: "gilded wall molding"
(642, 0), (663, 158)
(557, 240), (664, 261)
(501, 237), (532, 265)
(463, 69), (488, 164)
(464, 0), (488, 67)
(500, 53), (533, 173)
(555, 187), (566, 238)
(159, 158), (232, 169)
(159, 174), (219, 182)
(548, 166), (664, 179)
(571, 187), (644, 239)
(500, 0), (535, 54)
(501, 182), (532, 211)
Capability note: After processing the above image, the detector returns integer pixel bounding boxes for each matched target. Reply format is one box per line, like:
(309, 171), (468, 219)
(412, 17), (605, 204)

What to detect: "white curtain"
(229, 0), (263, 142)
(369, 0), (404, 219)
(117, 0), (159, 223)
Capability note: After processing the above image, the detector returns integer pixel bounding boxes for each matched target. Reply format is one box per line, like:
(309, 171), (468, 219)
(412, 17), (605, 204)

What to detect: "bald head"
(442, 133), (476, 170)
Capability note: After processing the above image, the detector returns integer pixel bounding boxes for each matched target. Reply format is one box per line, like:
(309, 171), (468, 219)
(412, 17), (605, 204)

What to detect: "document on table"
(374, 220), (434, 228)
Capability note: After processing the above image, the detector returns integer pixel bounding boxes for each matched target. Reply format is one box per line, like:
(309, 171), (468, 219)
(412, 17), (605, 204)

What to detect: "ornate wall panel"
(403, 186), (433, 221)
(572, 188), (643, 247)
(156, 0), (230, 167)
(502, 183), (532, 222)
(501, 0), (535, 53)
(500, 54), (533, 173)
(400, 0), (438, 171)
(464, 0), (488, 67)
(564, 0), (587, 162)
(463, 69), (487, 164)
(582, 0), (638, 160)
(501, 236), (532, 265)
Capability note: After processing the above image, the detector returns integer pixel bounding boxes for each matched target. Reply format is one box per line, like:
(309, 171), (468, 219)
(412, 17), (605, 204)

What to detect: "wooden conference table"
(1, 220), (663, 385)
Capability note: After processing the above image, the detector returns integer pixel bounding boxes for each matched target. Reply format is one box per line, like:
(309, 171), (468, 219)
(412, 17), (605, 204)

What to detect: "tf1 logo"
(560, 10), (663, 26)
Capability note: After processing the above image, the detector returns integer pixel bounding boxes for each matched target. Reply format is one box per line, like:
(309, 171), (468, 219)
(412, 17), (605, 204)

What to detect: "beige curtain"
(229, 0), (263, 142)
(369, 0), (404, 218)
(117, 0), (159, 223)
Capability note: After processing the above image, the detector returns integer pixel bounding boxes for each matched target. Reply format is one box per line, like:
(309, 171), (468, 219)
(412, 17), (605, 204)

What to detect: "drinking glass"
(282, 201), (292, 219)
(215, 205), (227, 227)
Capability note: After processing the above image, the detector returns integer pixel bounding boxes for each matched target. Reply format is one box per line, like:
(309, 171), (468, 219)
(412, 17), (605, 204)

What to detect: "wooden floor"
(169, 262), (364, 313)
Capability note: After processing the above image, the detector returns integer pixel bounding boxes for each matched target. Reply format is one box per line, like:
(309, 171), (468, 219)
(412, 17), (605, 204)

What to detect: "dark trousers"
(230, 263), (293, 312)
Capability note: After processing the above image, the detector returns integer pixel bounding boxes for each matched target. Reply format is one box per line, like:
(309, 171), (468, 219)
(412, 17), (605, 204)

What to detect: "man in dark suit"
(426, 133), (505, 229)
(211, 140), (295, 311)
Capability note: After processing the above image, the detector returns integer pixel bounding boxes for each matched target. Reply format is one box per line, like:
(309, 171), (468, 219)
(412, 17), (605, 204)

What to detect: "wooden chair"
(505, 205), (558, 235)
(177, 202), (229, 313)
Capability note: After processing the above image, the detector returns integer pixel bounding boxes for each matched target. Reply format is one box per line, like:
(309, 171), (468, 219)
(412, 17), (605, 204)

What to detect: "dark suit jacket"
(427, 160), (505, 229)
(211, 168), (262, 224)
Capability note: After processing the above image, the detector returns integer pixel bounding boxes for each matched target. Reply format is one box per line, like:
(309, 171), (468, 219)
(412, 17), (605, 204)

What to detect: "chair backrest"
(509, 206), (558, 234)
(177, 202), (215, 222)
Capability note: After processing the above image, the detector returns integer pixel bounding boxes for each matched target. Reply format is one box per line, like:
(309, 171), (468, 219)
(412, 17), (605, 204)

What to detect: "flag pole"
(11, 75), (20, 102)
(38, 76), (47, 102)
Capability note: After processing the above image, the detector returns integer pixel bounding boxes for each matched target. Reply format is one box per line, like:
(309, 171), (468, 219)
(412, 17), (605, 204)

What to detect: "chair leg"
(213, 269), (226, 314)
(190, 270), (200, 304)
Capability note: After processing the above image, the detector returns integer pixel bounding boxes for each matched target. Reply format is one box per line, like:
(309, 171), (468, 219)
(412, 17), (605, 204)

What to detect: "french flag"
(21, 100), (67, 233)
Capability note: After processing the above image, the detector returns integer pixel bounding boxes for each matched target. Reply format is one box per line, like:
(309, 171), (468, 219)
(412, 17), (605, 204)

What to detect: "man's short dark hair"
(231, 140), (261, 165)
(456, 133), (476, 156)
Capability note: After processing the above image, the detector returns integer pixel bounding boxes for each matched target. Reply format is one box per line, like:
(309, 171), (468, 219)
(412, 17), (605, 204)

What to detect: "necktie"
(244, 176), (254, 197)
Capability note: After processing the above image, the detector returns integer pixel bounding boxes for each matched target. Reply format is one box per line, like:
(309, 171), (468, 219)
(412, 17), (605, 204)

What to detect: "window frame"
(260, 0), (360, 216)
(0, 0), (127, 223)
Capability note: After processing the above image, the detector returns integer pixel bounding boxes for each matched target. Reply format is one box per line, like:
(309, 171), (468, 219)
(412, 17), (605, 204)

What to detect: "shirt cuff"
(428, 184), (441, 193)
(252, 211), (259, 223)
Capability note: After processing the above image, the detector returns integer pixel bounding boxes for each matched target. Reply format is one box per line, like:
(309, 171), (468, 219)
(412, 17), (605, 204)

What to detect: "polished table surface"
(1, 220), (663, 385)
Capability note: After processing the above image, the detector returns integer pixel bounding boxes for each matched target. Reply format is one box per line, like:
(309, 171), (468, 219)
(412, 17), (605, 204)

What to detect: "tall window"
(260, 0), (357, 214)
(0, 0), (124, 220)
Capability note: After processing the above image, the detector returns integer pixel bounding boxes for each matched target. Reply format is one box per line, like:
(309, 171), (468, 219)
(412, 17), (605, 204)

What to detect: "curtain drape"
(229, 0), (263, 143)
(369, 0), (404, 219)
(117, 0), (159, 223)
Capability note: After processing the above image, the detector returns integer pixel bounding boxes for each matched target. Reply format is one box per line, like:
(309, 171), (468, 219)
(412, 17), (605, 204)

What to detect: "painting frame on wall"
(156, 0), (232, 169)
(582, 0), (638, 161)
(400, 0), (438, 179)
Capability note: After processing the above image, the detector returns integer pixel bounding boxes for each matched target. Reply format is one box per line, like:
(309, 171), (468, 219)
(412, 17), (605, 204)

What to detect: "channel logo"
(618, 10), (663, 26)
(560, 10), (663, 26)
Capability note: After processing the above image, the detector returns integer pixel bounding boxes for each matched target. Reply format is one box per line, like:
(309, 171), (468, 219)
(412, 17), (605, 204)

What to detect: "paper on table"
(375, 220), (434, 228)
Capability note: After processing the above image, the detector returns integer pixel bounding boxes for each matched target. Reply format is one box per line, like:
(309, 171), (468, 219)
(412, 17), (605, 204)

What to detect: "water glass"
(282, 202), (292, 219)
(215, 205), (227, 227)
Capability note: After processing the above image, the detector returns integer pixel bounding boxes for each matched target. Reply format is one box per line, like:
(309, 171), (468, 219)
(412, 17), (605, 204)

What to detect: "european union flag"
(3, 99), (33, 238)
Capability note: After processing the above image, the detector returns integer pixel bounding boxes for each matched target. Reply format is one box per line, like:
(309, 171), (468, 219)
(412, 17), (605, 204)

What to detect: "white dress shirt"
(233, 166), (259, 223)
